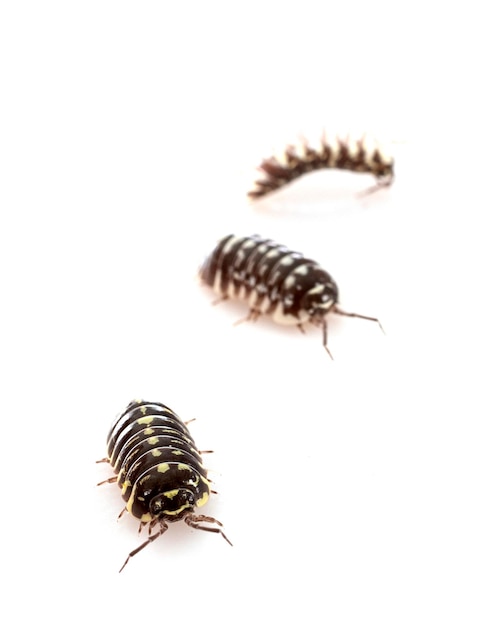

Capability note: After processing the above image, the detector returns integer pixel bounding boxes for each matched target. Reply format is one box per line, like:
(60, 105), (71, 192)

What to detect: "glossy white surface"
(1, 3), (501, 625)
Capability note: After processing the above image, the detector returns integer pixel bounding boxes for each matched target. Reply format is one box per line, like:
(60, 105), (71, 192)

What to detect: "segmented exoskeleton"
(248, 133), (394, 199)
(98, 400), (231, 572)
(200, 234), (382, 358)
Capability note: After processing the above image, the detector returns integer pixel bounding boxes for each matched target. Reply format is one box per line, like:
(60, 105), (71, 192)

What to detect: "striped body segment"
(248, 134), (394, 199)
(200, 235), (381, 357)
(101, 400), (231, 571)
(200, 234), (339, 327)
(106, 400), (210, 522)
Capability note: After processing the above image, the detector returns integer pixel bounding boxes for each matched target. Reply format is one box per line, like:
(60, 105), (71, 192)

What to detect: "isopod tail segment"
(118, 513), (233, 573)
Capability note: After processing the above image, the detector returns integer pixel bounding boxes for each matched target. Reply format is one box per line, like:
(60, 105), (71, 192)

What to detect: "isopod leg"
(321, 318), (334, 360)
(211, 295), (229, 306)
(97, 475), (118, 486)
(117, 507), (127, 521)
(185, 514), (233, 547)
(358, 174), (394, 197)
(234, 308), (260, 326)
(119, 523), (169, 573)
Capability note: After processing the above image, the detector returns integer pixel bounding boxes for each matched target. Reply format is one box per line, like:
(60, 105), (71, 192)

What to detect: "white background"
(1, 2), (501, 624)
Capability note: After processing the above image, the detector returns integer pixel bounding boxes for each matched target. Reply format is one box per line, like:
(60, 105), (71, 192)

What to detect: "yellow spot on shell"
(163, 489), (181, 500)
(196, 491), (209, 508)
(157, 463), (170, 473)
(151, 449), (162, 457)
(148, 437), (159, 445)
(137, 416), (154, 425)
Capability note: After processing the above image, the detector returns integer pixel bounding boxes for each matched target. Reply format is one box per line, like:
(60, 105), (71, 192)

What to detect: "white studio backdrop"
(1, 2), (501, 625)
